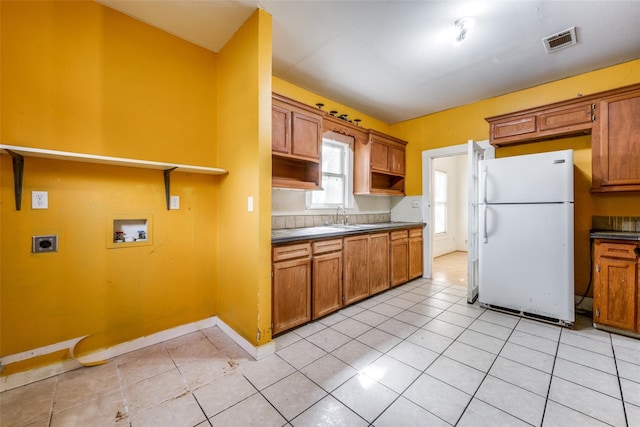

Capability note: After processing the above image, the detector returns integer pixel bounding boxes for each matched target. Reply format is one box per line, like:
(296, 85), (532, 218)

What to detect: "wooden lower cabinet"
(343, 235), (370, 305)
(390, 230), (409, 286)
(593, 239), (639, 332)
(272, 226), (423, 334)
(312, 239), (343, 319)
(369, 233), (390, 295)
(272, 243), (311, 335)
(409, 228), (423, 279)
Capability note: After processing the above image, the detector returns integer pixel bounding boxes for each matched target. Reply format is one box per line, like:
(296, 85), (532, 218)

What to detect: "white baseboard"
(1, 316), (274, 392)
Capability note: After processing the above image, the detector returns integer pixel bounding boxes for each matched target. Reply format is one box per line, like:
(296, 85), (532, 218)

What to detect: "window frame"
(305, 138), (354, 210)
(434, 169), (448, 234)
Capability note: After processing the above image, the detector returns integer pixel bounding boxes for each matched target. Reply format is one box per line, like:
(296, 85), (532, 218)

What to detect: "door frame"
(421, 141), (494, 281)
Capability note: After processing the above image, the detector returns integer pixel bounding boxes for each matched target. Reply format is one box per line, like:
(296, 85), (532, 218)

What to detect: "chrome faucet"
(336, 205), (347, 225)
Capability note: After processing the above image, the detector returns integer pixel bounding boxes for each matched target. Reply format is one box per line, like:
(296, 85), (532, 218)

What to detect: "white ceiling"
(97, 0), (640, 123)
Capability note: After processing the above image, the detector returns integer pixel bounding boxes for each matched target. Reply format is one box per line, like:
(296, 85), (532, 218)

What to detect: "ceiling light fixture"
(454, 17), (475, 45)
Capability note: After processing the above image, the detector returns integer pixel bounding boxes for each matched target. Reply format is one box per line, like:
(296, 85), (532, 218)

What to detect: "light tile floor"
(2, 278), (639, 426)
(433, 251), (468, 286)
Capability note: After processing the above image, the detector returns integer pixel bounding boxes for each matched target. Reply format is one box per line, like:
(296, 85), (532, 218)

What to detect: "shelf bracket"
(163, 167), (177, 210)
(6, 150), (24, 211)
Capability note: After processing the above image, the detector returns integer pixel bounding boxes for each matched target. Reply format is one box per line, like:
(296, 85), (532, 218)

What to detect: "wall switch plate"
(170, 195), (180, 210)
(32, 235), (58, 253)
(248, 196), (254, 212)
(411, 200), (420, 208)
(32, 191), (48, 209)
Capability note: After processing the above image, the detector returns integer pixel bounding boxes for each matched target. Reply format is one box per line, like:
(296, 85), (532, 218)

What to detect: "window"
(306, 138), (353, 209)
(434, 170), (447, 234)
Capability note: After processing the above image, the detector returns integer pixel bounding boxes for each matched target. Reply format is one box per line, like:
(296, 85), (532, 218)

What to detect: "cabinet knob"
(595, 308), (600, 317)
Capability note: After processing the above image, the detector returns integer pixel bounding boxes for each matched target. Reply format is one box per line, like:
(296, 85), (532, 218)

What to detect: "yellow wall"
(273, 78), (392, 135)
(391, 59), (640, 298)
(1, 1), (221, 371)
(216, 9), (273, 346)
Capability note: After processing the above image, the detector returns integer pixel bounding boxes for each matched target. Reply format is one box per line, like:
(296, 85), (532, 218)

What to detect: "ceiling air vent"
(542, 27), (577, 53)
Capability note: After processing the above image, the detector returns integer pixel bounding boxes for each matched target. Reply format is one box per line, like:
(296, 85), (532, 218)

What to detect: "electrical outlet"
(32, 191), (48, 209)
(411, 200), (420, 208)
(170, 195), (180, 210)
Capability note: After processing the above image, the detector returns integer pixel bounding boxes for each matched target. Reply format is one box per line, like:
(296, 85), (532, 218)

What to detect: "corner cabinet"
(593, 239), (639, 334)
(354, 130), (407, 195)
(272, 94), (323, 190)
(591, 87), (640, 193)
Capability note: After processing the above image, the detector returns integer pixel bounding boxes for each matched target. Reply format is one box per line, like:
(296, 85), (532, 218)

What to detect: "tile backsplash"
(592, 216), (640, 232)
(272, 213), (391, 230)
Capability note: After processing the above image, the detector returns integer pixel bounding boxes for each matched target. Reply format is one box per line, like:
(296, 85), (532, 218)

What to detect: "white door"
(467, 140), (485, 303)
(421, 141), (494, 282)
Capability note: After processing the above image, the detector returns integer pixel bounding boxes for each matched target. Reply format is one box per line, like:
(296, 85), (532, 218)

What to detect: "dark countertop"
(590, 230), (640, 241)
(272, 222), (425, 244)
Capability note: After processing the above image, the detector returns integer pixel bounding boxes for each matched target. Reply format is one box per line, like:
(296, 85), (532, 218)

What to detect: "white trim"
(422, 141), (494, 279)
(0, 316), (275, 391)
(73, 317), (218, 365)
(216, 318), (275, 361)
(0, 335), (88, 365)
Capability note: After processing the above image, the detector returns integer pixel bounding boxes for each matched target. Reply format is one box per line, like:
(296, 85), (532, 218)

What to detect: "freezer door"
(479, 203), (574, 322)
(480, 149), (573, 204)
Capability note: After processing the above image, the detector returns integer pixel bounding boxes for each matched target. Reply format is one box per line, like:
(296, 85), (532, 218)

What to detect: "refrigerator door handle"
(483, 204), (488, 243)
(482, 165), (488, 205)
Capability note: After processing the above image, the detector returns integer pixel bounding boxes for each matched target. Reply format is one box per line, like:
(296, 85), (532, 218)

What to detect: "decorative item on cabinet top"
(0, 144), (228, 211)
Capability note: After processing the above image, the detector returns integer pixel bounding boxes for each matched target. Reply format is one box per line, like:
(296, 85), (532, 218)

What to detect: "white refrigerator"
(478, 149), (574, 327)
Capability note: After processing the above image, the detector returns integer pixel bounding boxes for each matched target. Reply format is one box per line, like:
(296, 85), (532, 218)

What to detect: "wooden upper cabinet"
(272, 103), (291, 154)
(592, 88), (640, 192)
(354, 130), (408, 196)
(272, 93), (323, 190)
(487, 100), (594, 147)
(272, 94), (322, 161)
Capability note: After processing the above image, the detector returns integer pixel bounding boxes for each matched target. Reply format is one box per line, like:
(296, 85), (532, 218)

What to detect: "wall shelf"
(0, 144), (228, 210)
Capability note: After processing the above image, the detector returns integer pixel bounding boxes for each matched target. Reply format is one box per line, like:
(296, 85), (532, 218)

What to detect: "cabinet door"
(409, 229), (423, 279)
(272, 104), (291, 155)
(312, 250), (343, 319)
(370, 233), (390, 294)
(594, 242), (637, 331)
(536, 102), (593, 133)
(291, 112), (322, 161)
(390, 236), (409, 287)
(490, 115), (537, 142)
(389, 146), (405, 175)
(593, 90), (640, 191)
(272, 258), (311, 335)
(343, 235), (369, 305)
(371, 141), (389, 172)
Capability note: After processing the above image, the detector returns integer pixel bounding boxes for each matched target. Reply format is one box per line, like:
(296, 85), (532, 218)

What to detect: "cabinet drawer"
(391, 230), (408, 240)
(599, 242), (638, 260)
(273, 243), (311, 262)
(492, 115), (537, 140)
(313, 239), (343, 255)
(409, 228), (423, 238)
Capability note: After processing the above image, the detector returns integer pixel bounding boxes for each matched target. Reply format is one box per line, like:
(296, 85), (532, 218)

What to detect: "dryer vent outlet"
(32, 235), (58, 253)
